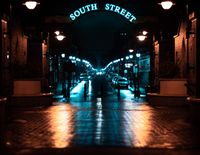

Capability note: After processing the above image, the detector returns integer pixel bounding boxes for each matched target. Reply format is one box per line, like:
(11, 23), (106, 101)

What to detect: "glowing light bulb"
(160, 1), (174, 10)
(137, 35), (147, 41)
(24, 1), (39, 10)
(56, 34), (65, 41)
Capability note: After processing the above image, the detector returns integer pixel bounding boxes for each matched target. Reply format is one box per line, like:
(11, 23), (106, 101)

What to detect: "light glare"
(137, 35), (147, 41)
(54, 31), (60, 35)
(56, 34), (65, 41)
(160, 1), (173, 10)
(129, 49), (134, 53)
(136, 53), (141, 58)
(61, 53), (65, 58)
(142, 31), (148, 35)
(24, 1), (39, 10)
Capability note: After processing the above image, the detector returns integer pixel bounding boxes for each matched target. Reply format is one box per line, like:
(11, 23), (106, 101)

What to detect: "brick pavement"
(2, 101), (200, 148)
(1, 97), (200, 155)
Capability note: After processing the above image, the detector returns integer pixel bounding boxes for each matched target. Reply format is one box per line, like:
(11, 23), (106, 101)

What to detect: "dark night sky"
(39, 0), (197, 68)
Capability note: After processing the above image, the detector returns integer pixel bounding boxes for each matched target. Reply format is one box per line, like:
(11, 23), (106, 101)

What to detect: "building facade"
(0, 0), (48, 96)
(153, 3), (200, 97)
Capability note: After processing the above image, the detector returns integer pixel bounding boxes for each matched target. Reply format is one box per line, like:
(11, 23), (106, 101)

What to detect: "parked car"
(113, 77), (129, 89)
(79, 73), (91, 81)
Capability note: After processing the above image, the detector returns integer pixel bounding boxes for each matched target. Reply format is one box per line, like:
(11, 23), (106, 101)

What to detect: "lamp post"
(128, 49), (134, 87)
(134, 52), (141, 98)
(128, 49), (141, 98)
(132, 30), (147, 97)
(47, 30), (66, 96)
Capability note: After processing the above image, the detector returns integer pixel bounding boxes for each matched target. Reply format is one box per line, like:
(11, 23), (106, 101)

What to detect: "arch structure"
(69, 3), (136, 23)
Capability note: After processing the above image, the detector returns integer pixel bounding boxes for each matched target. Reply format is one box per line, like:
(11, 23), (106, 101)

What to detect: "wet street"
(2, 76), (200, 154)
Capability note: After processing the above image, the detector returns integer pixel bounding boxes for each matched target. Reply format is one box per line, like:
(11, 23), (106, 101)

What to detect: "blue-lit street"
(2, 76), (200, 155)
(1, 0), (200, 155)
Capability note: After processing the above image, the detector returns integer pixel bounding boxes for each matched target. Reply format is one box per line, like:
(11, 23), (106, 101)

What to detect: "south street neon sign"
(69, 3), (136, 22)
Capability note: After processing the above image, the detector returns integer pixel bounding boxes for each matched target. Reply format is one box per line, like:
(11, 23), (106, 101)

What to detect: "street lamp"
(142, 30), (148, 35)
(56, 34), (66, 41)
(61, 53), (66, 58)
(129, 49), (134, 53)
(159, 0), (175, 10)
(54, 31), (60, 35)
(54, 31), (66, 41)
(23, 1), (40, 10)
(136, 31), (148, 41)
(133, 31), (147, 97)
(136, 53), (141, 58)
(137, 35), (146, 41)
(46, 30), (67, 94)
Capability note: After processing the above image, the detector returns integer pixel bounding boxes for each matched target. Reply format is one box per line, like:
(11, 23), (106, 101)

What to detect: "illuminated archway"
(69, 3), (136, 23)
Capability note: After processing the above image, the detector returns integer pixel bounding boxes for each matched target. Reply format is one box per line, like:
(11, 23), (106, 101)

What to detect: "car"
(115, 77), (129, 89)
(79, 73), (91, 81)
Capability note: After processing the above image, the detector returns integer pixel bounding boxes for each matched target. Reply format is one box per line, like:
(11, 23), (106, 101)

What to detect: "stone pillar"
(158, 39), (175, 78)
(27, 32), (43, 78)
(152, 39), (174, 89)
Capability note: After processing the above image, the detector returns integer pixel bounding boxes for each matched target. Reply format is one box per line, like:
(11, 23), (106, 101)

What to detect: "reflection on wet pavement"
(48, 105), (75, 148)
(3, 77), (200, 150)
(4, 97), (200, 149)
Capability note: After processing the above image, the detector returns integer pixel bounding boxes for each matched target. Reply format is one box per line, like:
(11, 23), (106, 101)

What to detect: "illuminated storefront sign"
(69, 3), (136, 22)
